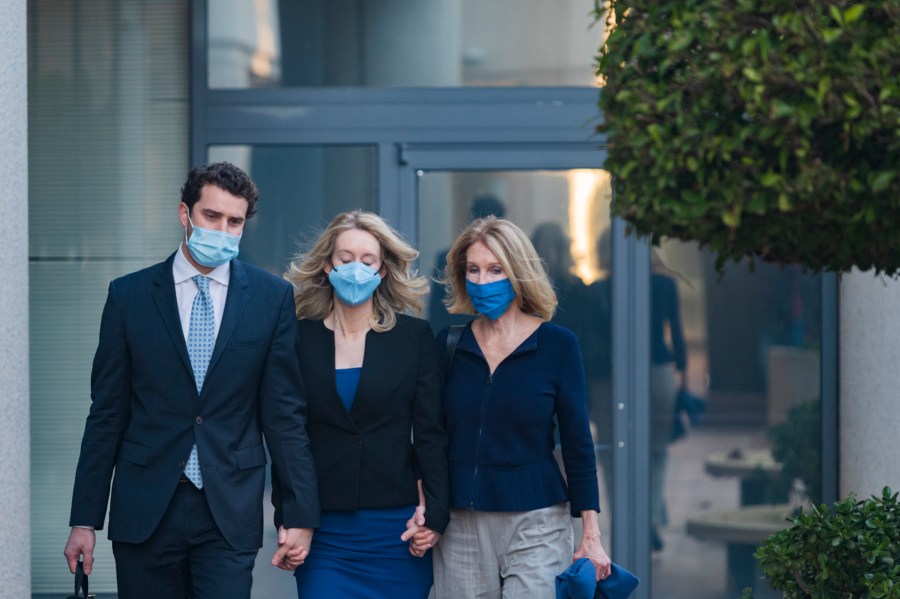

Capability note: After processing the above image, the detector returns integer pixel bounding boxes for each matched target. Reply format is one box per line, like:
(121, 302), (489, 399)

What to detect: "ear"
(323, 258), (333, 275)
(178, 202), (190, 230)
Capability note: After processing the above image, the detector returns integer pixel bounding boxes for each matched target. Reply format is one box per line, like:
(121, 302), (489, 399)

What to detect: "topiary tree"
(594, 0), (900, 274)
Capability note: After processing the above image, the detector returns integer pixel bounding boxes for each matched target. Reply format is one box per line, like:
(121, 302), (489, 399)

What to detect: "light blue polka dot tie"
(185, 274), (214, 488)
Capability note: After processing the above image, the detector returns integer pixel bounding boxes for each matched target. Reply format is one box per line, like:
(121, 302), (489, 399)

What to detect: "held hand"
(400, 505), (424, 544)
(64, 528), (96, 575)
(409, 528), (440, 557)
(401, 505), (439, 557)
(574, 535), (612, 582)
(272, 526), (313, 571)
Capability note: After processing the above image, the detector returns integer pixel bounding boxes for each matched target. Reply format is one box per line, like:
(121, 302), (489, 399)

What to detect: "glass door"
(416, 166), (617, 542)
(391, 142), (633, 574)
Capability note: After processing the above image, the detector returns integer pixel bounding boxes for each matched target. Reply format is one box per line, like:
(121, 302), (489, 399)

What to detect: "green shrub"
(594, 1), (900, 274)
(753, 487), (900, 597)
(768, 399), (822, 504)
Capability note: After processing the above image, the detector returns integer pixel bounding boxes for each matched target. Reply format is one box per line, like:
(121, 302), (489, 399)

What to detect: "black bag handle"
(444, 324), (465, 378)
(70, 560), (91, 599)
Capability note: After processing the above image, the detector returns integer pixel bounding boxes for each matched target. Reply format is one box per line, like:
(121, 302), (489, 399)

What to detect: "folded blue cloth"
(556, 558), (640, 599)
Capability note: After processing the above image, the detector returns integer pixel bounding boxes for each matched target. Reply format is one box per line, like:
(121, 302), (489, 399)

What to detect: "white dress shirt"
(173, 244), (230, 340)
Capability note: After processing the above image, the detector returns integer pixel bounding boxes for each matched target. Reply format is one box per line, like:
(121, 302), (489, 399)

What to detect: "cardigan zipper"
(469, 373), (494, 509)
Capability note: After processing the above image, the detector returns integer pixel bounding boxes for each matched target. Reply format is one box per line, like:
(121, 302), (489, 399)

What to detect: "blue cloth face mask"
(185, 214), (241, 268)
(466, 278), (516, 320)
(329, 262), (382, 307)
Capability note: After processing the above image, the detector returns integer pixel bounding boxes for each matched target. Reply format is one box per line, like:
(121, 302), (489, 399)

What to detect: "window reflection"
(208, 0), (603, 88)
(652, 240), (822, 599)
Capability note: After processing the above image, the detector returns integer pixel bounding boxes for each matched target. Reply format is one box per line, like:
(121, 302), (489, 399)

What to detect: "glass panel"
(209, 0), (602, 88)
(208, 145), (378, 275)
(649, 240), (822, 599)
(28, 0), (189, 593)
(417, 169), (615, 542)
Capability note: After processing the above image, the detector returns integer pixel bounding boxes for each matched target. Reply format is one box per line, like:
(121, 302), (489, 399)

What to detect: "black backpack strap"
(444, 325), (465, 378)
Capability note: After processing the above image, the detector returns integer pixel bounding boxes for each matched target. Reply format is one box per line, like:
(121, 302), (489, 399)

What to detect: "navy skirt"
(294, 506), (433, 599)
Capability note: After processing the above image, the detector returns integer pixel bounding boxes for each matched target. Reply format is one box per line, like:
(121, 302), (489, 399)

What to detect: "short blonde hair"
(442, 216), (557, 321)
(285, 210), (428, 332)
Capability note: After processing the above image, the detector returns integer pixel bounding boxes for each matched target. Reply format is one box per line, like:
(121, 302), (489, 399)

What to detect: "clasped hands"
(401, 505), (440, 557)
(271, 506), (437, 570)
(272, 526), (314, 571)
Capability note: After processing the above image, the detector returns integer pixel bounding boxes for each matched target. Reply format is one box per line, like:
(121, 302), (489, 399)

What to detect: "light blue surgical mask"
(185, 214), (241, 268)
(466, 278), (516, 320)
(329, 262), (382, 306)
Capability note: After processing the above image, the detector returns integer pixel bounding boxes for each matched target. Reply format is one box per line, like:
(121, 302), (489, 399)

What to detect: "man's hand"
(64, 528), (96, 574)
(272, 526), (313, 571)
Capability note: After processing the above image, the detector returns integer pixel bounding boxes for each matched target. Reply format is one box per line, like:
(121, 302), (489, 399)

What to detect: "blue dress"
(294, 367), (433, 599)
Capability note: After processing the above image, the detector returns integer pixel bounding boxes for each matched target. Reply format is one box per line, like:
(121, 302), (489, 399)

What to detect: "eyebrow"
(336, 250), (379, 259)
(202, 208), (245, 222)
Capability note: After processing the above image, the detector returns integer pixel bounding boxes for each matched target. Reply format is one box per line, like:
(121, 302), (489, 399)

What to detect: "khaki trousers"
(431, 503), (573, 599)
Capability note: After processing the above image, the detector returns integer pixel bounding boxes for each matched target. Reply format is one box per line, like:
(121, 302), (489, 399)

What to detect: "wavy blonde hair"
(441, 216), (557, 321)
(285, 210), (428, 332)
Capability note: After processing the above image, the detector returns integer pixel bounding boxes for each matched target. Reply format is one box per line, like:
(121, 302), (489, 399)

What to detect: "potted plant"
(766, 399), (822, 505)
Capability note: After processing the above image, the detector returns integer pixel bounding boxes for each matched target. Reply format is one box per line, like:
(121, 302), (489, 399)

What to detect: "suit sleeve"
(69, 281), (132, 528)
(413, 320), (451, 533)
(261, 286), (320, 529)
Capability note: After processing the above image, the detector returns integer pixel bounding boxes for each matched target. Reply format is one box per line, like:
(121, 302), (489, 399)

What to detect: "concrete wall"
(0, 0), (31, 596)
(840, 271), (900, 498)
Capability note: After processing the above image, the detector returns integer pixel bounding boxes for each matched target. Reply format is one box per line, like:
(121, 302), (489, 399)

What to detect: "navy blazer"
(274, 315), (450, 533)
(69, 253), (319, 550)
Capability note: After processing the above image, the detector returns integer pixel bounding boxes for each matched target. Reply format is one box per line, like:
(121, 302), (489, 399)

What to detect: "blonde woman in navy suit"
(275, 210), (450, 598)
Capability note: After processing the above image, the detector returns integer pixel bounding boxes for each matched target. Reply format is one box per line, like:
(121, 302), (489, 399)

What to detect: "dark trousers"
(112, 480), (258, 599)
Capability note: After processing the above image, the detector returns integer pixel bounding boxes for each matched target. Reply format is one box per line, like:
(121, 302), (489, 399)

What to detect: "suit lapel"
(151, 253), (194, 379)
(348, 328), (383, 422)
(205, 258), (250, 383)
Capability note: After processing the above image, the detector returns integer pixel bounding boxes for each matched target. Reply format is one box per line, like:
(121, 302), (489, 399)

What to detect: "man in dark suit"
(64, 162), (319, 598)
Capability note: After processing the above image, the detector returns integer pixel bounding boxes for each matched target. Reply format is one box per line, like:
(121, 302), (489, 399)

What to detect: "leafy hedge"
(595, 0), (900, 273)
(752, 488), (900, 598)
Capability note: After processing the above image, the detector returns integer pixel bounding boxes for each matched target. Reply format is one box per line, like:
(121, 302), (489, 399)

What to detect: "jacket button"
(178, 460), (186, 468)
(195, 416), (203, 424)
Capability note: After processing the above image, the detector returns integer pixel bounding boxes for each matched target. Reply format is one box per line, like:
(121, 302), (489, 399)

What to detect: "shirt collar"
(173, 243), (231, 287)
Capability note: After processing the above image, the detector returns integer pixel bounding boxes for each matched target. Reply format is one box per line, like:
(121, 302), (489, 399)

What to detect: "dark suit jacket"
(69, 253), (319, 550)
(275, 314), (450, 533)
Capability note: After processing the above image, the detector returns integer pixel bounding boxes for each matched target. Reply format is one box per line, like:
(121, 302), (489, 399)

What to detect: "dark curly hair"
(180, 162), (259, 219)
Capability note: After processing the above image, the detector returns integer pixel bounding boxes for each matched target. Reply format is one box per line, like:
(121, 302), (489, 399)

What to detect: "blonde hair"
(285, 210), (428, 332)
(442, 216), (557, 321)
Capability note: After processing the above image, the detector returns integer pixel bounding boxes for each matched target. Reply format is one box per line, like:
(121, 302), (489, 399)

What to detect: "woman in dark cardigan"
(431, 216), (612, 598)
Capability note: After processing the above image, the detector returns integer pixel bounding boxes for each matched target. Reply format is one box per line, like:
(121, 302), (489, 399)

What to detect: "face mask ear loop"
(182, 204), (193, 245)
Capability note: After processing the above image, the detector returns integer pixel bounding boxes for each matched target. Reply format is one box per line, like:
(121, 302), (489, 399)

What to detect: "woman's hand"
(574, 511), (611, 581)
(401, 505), (441, 557)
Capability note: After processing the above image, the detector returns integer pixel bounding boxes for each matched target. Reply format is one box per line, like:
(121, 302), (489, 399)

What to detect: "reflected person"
(278, 210), (450, 598)
(432, 216), (612, 598)
(648, 250), (687, 551)
(530, 221), (591, 340)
